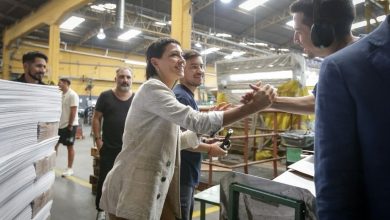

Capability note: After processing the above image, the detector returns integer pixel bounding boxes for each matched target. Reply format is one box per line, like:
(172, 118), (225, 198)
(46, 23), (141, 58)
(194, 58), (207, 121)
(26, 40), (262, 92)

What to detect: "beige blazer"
(100, 78), (223, 220)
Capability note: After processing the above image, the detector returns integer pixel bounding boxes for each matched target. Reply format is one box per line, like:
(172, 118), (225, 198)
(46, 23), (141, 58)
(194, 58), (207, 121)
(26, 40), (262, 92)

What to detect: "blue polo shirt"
(173, 84), (202, 187)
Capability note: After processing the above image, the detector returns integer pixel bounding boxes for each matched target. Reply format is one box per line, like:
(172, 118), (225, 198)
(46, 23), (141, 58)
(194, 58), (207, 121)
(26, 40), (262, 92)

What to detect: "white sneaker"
(61, 168), (74, 177)
(96, 211), (106, 220)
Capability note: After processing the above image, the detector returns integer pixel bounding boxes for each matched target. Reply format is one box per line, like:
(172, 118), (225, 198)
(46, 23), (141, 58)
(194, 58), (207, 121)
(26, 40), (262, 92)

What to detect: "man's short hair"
(59, 78), (71, 85)
(116, 67), (132, 75)
(183, 50), (201, 61)
(290, 0), (355, 39)
(22, 51), (48, 64)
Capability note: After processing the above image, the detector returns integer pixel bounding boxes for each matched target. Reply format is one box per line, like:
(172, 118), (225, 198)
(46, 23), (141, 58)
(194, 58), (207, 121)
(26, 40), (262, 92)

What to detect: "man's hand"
(96, 139), (103, 152)
(240, 82), (277, 110)
(209, 102), (232, 111)
(207, 142), (227, 157)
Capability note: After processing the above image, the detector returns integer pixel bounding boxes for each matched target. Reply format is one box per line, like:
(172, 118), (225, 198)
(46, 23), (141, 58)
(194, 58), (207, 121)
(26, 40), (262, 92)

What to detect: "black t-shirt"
(95, 90), (134, 149)
(14, 74), (45, 85)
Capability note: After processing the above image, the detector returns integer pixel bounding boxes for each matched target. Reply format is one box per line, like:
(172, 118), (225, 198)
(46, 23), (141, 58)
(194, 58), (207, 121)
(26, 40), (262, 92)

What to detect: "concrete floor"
(51, 124), (285, 220)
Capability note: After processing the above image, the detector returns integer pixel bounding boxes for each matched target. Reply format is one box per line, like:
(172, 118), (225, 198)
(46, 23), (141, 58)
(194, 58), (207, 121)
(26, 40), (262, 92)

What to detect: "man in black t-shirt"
(92, 67), (134, 220)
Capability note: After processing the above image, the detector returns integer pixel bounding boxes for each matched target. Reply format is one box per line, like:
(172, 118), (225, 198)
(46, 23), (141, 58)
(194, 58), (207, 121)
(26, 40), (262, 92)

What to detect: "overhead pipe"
(116, 0), (125, 29)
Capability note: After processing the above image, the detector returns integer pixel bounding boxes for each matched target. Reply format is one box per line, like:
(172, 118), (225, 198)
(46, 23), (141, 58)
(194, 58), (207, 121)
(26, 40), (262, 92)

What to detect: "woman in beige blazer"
(100, 38), (276, 220)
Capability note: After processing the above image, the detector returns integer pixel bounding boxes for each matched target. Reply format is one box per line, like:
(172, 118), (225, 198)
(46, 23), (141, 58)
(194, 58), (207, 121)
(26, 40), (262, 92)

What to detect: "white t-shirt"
(59, 88), (79, 129)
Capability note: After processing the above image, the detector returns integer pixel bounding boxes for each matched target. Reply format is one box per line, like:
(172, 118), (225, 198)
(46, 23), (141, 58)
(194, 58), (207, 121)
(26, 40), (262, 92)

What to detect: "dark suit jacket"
(315, 15), (390, 220)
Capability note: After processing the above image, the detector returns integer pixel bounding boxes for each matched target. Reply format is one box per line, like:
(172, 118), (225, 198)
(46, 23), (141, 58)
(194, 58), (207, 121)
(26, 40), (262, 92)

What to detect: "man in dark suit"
(315, 15), (390, 220)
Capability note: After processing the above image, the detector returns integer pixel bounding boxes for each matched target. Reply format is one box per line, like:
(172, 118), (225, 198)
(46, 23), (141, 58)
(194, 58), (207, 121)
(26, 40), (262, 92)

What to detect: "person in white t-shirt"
(55, 78), (79, 177)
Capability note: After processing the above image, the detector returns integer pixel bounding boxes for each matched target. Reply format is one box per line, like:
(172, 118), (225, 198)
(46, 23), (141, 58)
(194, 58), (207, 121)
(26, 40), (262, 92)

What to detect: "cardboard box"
(37, 122), (59, 142)
(34, 152), (56, 179)
(31, 187), (53, 218)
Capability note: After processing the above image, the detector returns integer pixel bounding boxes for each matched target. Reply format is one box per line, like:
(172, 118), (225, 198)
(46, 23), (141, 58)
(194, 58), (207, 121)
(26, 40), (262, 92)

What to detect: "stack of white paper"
(0, 80), (61, 219)
(0, 80), (61, 123)
(0, 165), (36, 206)
(32, 200), (53, 220)
(14, 205), (33, 220)
(0, 137), (58, 183)
(0, 171), (55, 219)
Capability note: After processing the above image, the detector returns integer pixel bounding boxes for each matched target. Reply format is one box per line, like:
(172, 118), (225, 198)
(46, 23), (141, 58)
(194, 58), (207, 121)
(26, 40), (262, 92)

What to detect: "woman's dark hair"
(145, 38), (181, 79)
(290, 0), (355, 40)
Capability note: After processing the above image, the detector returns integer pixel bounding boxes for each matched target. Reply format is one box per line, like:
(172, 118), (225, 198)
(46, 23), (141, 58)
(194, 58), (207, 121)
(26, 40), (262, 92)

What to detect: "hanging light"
(97, 28), (106, 40)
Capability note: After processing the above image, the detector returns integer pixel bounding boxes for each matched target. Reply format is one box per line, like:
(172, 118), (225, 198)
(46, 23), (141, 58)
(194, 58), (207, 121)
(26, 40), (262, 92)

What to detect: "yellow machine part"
(262, 80), (314, 130)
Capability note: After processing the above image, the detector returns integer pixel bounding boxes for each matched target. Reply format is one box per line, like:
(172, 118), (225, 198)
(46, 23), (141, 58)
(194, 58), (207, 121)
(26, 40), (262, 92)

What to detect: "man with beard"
(243, 0), (358, 114)
(15, 51), (48, 84)
(173, 50), (226, 220)
(92, 67), (135, 220)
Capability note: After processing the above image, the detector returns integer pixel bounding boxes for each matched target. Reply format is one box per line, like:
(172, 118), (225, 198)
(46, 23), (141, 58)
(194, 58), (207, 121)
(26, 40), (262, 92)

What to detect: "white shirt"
(59, 88), (79, 128)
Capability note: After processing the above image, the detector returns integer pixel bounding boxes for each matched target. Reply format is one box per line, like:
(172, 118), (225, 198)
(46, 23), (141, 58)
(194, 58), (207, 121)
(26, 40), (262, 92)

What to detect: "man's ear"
(23, 63), (28, 71)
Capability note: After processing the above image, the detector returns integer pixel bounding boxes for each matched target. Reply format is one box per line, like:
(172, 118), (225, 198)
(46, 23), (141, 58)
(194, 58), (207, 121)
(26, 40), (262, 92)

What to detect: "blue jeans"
(180, 184), (195, 220)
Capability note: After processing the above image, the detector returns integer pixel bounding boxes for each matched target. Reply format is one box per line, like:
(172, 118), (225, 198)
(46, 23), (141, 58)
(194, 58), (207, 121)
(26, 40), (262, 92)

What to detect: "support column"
(48, 24), (60, 84)
(2, 46), (10, 80)
(171, 0), (192, 49)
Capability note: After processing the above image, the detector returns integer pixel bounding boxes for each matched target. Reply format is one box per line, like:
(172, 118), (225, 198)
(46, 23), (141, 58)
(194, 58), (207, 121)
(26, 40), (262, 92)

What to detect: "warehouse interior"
(1, 0), (389, 219)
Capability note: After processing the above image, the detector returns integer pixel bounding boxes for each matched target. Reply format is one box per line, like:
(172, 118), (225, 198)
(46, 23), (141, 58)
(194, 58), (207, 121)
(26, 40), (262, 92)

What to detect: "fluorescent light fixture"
(90, 5), (106, 11)
(286, 20), (294, 28)
(220, 0), (232, 3)
(216, 33), (232, 38)
(353, 0), (364, 5)
(124, 59), (147, 66)
(200, 47), (220, 55)
(248, 42), (268, 47)
(377, 15), (386, 22)
(195, 42), (202, 48)
(224, 51), (246, 59)
(239, 0), (268, 11)
(229, 70), (293, 81)
(279, 48), (290, 52)
(118, 29), (141, 40)
(256, 42), (268, 47)
(90, 3), (116, 12)
(351, 15), (387, 30)
(239, 42), (247, 45)
(104, 3), (116, 10)
(97, 28), (106, 40)
(232, 51), (246, 57)
(224, 55), (234, 59)
(269, 48), (276, 51)
(60, 16), (85, 30)
(351, 20), (367, 30)
(155, 21), (167, 26)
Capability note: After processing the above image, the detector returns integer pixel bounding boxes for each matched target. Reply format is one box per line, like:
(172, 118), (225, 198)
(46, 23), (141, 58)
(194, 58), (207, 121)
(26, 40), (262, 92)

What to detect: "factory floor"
(51, 124), (285, 220)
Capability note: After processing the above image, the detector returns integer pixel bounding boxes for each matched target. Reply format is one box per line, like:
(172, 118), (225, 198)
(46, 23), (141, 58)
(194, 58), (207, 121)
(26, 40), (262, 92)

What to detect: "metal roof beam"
(193, 0), (216, 15)
(240, 8), (291, 38)
(3, 0), (92, 48)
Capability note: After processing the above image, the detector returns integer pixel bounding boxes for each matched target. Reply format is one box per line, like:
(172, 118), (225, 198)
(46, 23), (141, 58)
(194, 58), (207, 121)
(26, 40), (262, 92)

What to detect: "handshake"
(240, 82), (277, 110)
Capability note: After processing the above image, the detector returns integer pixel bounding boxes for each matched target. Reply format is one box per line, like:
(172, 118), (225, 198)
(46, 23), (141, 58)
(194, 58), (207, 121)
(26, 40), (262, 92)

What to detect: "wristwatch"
(94, 135), (102, 141)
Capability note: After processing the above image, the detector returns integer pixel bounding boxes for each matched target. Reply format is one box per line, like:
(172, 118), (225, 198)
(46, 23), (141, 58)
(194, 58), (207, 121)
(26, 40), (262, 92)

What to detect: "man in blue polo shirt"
(173, 50), (226, 220)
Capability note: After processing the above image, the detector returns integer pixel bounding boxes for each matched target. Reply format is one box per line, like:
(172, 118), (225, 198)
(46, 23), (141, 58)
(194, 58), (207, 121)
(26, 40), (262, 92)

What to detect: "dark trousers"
(95, 146), (121, 211)
(180, 184), (195, 220)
